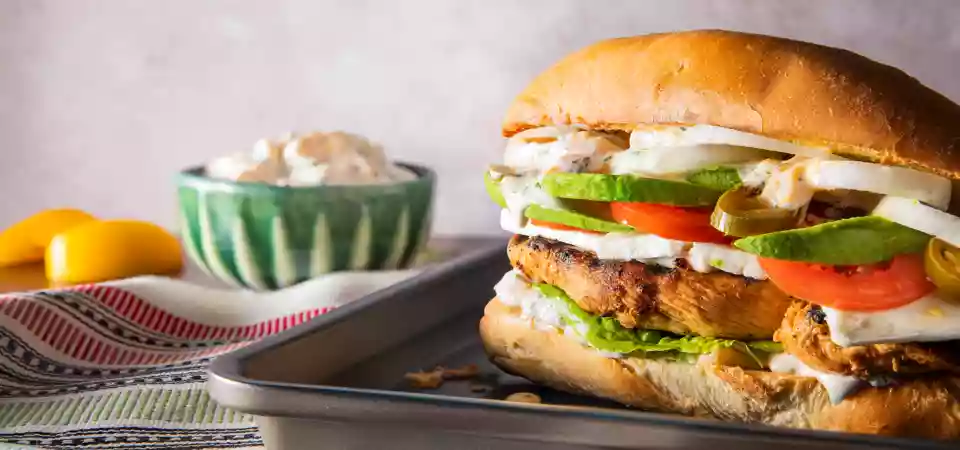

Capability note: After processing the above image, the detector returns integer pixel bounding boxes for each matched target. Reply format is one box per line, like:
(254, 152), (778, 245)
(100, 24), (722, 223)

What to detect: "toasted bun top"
(503, 30), (960, 180)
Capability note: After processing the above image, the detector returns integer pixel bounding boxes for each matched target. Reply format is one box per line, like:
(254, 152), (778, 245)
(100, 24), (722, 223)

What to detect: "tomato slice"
(610, 202), (730, 243)
(759, 254), (934, 311)
(528, 219), (603, 234)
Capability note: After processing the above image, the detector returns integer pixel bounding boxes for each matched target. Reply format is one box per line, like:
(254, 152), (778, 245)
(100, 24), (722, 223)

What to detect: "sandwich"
(478, 29), (960, 439)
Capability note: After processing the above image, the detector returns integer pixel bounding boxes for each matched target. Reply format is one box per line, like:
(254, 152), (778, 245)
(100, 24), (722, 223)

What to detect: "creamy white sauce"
(822, 292), (960, 347)
(738, 159), (781, 188)
(687, 243), (767, 280)
(769, 354), (862, 405)
(494, 270), (566, 331)
(494, 270), (622, 358)
(504, 126), (626, 174)
(205, 131), (416, 186)
(498, 175), (567, 229)
(760, 158), (817, 210)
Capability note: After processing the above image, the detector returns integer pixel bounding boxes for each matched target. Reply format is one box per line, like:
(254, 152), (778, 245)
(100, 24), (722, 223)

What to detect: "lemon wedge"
(46, 220), (183, 283)
(0, 209), (97, 267)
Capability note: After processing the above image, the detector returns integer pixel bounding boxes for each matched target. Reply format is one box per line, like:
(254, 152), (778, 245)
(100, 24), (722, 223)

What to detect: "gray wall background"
(3, 0), (960, 235)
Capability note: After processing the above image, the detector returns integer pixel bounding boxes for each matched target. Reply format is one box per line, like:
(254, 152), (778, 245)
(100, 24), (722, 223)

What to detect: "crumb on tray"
(405, 364), (480, 389)
(469, 383), (493, 393)
(504, 392), (542, 404)
(441, 364), (480, 380)
(405, 370), (445, 389)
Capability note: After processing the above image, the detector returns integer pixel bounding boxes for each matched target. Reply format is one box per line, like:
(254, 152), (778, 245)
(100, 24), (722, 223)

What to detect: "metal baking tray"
(208, 238), (952, 450)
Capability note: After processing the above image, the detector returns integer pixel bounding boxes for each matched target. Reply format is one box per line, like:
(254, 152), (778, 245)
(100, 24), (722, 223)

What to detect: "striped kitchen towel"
(0, 270), (419, 449)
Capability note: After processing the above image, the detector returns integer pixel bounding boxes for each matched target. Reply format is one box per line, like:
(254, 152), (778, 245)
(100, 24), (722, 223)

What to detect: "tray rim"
(207, 239), (953, 449)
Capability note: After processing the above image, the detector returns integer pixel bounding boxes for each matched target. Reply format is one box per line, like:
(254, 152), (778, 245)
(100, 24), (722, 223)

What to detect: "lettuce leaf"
(533, 282), (782, 357)
(746, 340), (786, 353)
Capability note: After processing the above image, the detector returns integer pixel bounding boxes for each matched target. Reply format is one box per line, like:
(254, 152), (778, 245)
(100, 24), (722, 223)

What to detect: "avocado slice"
(483, 171), (507, 208)
(686, 167), (742, 191)
(525, 204), (634, 233)
(542, 173), (722, 206)
(733, 216), (931, 265)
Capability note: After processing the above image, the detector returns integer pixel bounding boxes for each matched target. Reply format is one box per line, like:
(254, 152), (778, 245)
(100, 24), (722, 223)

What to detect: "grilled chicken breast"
(776, 301), (960, 377)
(507, 235), (793, 340)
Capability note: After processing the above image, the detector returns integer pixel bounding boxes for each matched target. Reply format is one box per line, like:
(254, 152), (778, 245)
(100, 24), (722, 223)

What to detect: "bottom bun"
(479, 298), (960, 439)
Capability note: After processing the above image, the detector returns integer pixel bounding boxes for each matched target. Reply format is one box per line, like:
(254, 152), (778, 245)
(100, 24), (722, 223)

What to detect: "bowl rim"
(177, 161), (436, 193)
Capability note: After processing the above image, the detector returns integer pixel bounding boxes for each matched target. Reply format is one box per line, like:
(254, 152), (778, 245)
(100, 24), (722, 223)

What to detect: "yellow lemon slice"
(46, 220), (183, 283)
(0, 209), (97, 267)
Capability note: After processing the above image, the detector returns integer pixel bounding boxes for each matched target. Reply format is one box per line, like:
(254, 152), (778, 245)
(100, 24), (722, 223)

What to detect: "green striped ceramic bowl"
(176, 163), (434, 290)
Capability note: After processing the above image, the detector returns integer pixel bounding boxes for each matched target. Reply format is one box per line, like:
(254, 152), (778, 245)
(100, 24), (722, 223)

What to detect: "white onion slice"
(629, 124), (834, 158)
(608, 144), (770, 175)
(806, 161), (951, 210)
(872, 196), (960, 246)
